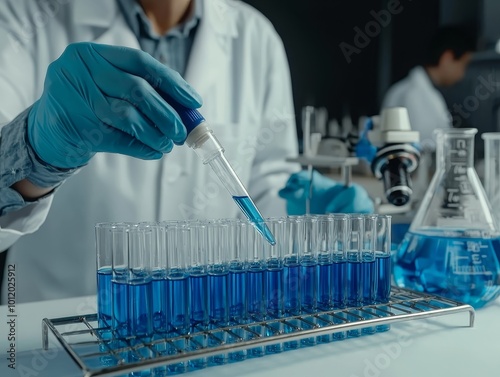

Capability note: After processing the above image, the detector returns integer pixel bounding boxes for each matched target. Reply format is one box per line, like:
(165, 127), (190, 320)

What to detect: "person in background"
(381, 26), (476, 149)
(0, 0), (372, 304)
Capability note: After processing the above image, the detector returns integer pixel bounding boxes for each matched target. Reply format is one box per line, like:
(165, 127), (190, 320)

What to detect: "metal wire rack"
(42, 287), (475, 377)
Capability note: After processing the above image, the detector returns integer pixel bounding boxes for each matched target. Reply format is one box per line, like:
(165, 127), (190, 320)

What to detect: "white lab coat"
(382, 66), (452, 149)
(0, 0), (298, 303)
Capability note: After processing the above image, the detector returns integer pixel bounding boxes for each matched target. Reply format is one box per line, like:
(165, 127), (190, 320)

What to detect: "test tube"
(262, 218), (285, 354)
(186, 220), (209, 371)
(362, 214), (377, 305)
(127, 225), (153, 340)
(346, 214), (364, 308)
(361, 214), (377, 335)
(165, 222), (190, 336)
(188, 221), (209, 332)
(300, 216), (318, 315)
(245, 219), (266, 358)
(95, 223), (114, 330)
(228, 220), (248, 323)
(227, 219), (248, 362)
(314, 216), (333, 313)
(374, 215), (392, 333)
(111, 223), (132, 339)
(282, 217), (301, 317)
(207, 220), (230, 366)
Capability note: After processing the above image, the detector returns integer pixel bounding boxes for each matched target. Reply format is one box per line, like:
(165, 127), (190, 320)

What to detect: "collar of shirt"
(117, 0), (203, 40)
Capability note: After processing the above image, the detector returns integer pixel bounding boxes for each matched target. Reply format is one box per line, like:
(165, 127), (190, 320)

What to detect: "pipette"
(167, 100), (276, 246)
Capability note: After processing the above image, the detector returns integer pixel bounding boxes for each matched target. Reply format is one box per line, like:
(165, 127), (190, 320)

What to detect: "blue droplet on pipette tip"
(232, 196), (276, 245)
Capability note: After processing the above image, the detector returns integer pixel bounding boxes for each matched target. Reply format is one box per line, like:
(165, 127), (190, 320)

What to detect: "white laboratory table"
(1, 295), (499, 377)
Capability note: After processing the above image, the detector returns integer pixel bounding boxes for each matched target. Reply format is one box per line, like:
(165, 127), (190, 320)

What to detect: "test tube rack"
(42, 287), (474, 377)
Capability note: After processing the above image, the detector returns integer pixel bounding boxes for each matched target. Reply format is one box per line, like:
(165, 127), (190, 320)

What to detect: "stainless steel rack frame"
(42, 287), (475, 377)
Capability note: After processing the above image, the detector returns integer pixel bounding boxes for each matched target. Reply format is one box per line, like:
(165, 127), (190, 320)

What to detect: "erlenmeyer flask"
(394, 128), (500, 308)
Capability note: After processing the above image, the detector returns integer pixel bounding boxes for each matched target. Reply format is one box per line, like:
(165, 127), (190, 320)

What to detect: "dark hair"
(423, 26), (476, 67)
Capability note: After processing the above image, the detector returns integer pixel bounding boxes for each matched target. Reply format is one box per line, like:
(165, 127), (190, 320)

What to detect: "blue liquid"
(332, 259), (347, 308)
(151, 272), (167, 333)
(376, 254), (392, 303)
(265, 259), (283, 318)
(190, 271), (208, 329)
(300, 256), (317, 313)
(394, 230), (500, 308)
(209, 269), (229, 325)
(167, 271), (190, 335)
(284, 256), (300, 315)
(247, 263), (265, 321)
(112, 278), (153, 339)
(229, 266), (247, 321)
(233, 196), (276, 245)
(347, 253), (376, 307)
(317, 261), (332, 311)
(97, 268), (112, 329)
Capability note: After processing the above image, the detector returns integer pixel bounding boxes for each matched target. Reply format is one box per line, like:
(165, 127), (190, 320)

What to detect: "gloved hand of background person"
(278, 170), (374, 215)
(27, 42), (202, 169)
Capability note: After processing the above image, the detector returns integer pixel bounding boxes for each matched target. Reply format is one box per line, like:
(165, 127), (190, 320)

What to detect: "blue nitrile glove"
(278, 170), (374, 215)
(27, 42), (202, 169)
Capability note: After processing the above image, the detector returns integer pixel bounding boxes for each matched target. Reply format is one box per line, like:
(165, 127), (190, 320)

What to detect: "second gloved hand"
(28, 42), (203, 169)
(278, 170), (374, 215)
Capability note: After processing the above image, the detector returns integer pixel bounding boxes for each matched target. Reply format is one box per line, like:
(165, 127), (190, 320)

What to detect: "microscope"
(356, 107), (420, 207)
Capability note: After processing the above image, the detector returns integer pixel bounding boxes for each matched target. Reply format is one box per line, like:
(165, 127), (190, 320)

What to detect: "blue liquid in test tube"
(316, 255), (332, 312)
(190, 269), (209, 330)
(284, 255), (300, 316)
(152, 271), (167, 333)
(97, 268), (112, 329)
(167, 271), (190, 335)
(265, 258), (283, 318)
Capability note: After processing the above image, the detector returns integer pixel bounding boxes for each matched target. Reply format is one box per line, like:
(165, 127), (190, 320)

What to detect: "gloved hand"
(278, 170), (374, 215)
(27, 42), (202, 169)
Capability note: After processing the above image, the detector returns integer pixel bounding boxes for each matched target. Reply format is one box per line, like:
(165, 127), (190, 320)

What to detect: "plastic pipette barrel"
(167, 99), (276, 246)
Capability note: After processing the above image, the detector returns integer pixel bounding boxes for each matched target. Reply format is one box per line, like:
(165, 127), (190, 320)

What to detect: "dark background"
(243, 0), (500, 152)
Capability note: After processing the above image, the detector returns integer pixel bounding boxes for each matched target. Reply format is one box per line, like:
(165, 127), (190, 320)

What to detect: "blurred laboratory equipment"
(394, 128), (500, 308)
(482, 132), (500, 224)
(356, 107), (420, 207)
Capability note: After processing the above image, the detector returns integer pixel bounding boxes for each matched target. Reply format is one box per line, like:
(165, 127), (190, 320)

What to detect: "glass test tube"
(260, 218), (286, 354)
(164, 222), (190, 336)
(228, 220), (248, 323)
(300, 216), (318, 314)
(96, 223), (114, 330)
(374, 215), (392, 333)
(346, 214), (364, 308)
(188, 221), (209, 332)
(283, 217), (300, 317)
(207, 220), (230, 366)
(245, 220), (266, 358)
(127, 225), (153, 340)
(361, 214), (377, 335)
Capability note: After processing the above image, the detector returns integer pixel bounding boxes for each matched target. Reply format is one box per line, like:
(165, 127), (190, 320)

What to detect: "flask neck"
(436, 132), (475, 169)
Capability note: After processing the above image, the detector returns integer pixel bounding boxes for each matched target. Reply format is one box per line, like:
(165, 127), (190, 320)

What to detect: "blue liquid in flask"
(394, 230), (500, 308)
(233, 196), (276, 245)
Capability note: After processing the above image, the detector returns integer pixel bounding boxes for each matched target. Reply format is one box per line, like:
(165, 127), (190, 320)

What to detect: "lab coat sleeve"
(0, 0), (56, 250)
(247, 27), (300, 217)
